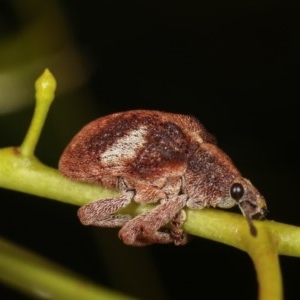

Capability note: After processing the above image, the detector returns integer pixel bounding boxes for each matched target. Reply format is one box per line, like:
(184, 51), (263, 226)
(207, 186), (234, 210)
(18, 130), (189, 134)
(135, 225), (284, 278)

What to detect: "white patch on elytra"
(100, 126), (148, 165)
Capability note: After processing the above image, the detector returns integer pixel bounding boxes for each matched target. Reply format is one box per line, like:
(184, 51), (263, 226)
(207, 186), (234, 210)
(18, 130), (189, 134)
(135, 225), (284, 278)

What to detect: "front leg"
(118, 194), (188, 246)
(78, 190), (135, 227)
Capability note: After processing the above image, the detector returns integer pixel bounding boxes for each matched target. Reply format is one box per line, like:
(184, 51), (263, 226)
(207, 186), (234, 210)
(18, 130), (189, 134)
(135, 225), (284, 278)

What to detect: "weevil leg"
(78, 189), (135, 227)
(170, 210), (188, 245)
(118, 194), (188, 246)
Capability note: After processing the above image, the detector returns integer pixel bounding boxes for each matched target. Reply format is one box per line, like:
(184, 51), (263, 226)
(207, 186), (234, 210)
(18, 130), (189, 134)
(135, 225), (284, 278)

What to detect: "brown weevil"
(59, 110), (267, 246)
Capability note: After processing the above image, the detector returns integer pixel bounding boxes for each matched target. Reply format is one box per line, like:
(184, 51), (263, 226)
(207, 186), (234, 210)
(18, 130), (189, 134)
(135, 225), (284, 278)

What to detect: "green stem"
(20, 69), (56, 157)
(183, 209), (300, 257)
(243, 227), (283, 300)
(183, 209), (283, 300)
(0, 147), (117, 206)
(0, 236), (134, 300)
(1, 143), (300, 259)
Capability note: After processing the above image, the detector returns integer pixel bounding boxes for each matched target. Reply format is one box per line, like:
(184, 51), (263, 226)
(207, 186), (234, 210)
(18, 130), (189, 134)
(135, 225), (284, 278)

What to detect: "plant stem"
(0, 147), (117, 206)
(20, 69), (56, 157)
(184, 209), (283, 300)
(243, 227), (283, 300)
(0, 236), (134, 300)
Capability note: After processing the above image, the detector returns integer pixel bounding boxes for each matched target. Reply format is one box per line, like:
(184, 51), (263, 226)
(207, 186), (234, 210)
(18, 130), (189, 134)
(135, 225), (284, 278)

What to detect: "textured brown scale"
(59, 110), (267, 246)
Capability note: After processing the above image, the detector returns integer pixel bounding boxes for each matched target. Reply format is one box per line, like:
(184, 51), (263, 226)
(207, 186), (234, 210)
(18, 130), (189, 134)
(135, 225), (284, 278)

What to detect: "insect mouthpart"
(251, 206), (269, 220)
(229, 180), (267, 236)
(237, 197), (267, 236)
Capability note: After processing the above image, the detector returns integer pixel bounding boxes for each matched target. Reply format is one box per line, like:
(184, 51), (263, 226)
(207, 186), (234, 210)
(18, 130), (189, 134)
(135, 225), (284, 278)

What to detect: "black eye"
(230, 183), (244, 201)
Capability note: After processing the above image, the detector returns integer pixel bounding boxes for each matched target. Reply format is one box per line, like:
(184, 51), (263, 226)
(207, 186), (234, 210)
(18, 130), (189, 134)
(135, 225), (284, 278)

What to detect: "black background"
(1, 1), (300, 299)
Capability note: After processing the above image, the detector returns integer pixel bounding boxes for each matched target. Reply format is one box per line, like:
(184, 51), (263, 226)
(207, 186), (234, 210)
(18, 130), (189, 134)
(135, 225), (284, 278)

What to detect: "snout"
(252, 205), (268, 220)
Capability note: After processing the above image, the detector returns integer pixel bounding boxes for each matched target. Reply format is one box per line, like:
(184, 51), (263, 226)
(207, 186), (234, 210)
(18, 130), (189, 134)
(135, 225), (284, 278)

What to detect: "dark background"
(1, 1), (299, 299)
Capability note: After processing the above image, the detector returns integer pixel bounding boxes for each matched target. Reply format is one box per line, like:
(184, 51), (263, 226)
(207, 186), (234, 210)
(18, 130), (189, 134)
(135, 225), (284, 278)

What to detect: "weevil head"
(185, 143), (267, 235)
(225, 177), (267, 235)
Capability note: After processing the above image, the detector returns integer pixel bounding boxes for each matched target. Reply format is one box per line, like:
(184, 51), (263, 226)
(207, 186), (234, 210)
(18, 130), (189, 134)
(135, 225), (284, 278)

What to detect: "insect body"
(59, 110), (267, 246)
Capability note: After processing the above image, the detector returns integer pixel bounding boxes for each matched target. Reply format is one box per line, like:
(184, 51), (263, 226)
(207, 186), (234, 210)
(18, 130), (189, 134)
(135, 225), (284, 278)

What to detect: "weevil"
(59, 110), (267, 246)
